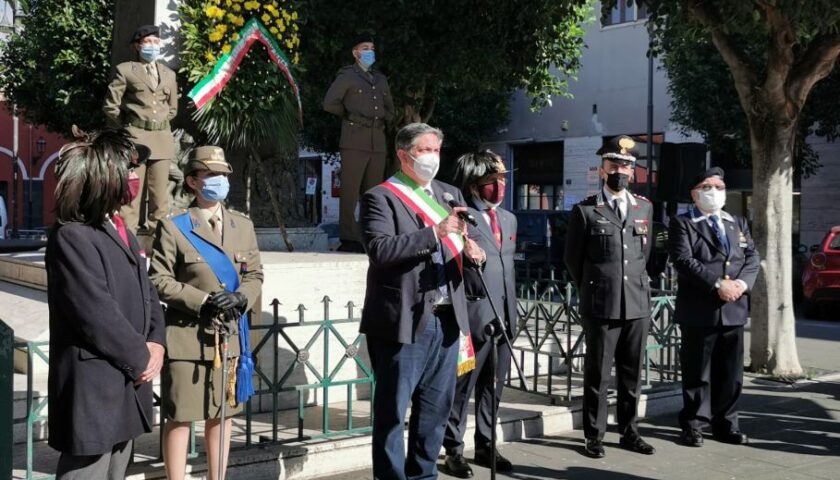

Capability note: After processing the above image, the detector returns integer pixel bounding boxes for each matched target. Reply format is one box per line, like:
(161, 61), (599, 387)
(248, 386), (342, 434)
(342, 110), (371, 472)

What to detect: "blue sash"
(172, 212), (255, 404)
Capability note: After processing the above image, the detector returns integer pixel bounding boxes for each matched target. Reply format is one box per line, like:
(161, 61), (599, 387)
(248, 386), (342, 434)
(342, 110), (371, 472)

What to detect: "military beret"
(691, 166), (725, 190)
(131, 142), (151, 166)
(131, 25), (159, 43)
(186, 146), (232, 176)
(596, 135), (638, 165)
(351, 33), (374, 49)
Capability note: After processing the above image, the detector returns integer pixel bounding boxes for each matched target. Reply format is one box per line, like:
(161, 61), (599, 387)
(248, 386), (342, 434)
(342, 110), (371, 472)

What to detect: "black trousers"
(443, 334), (512, 455)
(678, 325), (744, 434)
(582, 316), (650, 440)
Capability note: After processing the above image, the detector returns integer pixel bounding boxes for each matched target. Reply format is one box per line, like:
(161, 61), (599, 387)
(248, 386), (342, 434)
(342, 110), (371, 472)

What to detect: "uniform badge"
(633, 219), (649, 235)
(738, 231), (748, 248)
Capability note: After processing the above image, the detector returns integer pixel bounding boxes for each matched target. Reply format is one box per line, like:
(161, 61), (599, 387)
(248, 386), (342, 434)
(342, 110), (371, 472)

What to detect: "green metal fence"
(510, 265), (681, 402)
(8, 296), (374, 479)
(8, 276), (678, 477)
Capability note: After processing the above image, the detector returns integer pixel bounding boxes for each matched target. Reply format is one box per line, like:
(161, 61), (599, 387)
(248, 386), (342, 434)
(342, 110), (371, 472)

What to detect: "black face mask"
(606, 172), (630, 192)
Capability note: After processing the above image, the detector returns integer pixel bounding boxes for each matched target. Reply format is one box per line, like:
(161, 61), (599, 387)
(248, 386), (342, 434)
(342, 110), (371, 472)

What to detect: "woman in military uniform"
(149, 146), (263, 480)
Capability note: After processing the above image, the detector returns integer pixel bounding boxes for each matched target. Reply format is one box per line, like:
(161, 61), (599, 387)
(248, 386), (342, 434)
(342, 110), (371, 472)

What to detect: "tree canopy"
(297, 0), (591, 161)
(0, 0), (114, 134)
(656, 4), (840, 179)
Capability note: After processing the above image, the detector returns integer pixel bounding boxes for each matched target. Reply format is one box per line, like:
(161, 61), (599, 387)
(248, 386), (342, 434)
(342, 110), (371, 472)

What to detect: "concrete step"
(14, 386), (682, 479)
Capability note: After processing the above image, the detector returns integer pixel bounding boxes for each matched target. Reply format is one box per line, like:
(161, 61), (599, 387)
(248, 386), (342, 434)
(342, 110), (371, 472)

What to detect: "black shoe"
(619, 434), (656, 455)
(584, 439), (606, 458)
(713, 430), (748, 445)
(474, 447), (513, 472)
(337, 240), (365, 253)
(444, 454), (474, 478)
(680, 428), (704, 447)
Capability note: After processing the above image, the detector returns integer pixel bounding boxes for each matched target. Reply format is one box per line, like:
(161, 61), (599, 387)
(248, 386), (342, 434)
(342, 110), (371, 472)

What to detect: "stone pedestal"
(255, 227), (330, 252)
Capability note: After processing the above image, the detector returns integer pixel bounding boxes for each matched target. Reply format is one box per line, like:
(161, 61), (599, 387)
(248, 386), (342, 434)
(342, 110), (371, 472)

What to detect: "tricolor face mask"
(124, 170), (141, 204)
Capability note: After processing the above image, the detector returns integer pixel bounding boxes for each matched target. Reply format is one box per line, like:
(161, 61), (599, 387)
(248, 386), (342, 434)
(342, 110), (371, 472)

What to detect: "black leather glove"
(208, 291), (249, 315)
(200, 300), (222, 322)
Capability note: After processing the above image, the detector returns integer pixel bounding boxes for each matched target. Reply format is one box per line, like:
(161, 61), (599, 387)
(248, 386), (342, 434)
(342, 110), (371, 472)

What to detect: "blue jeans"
(367, 311), (460, 480)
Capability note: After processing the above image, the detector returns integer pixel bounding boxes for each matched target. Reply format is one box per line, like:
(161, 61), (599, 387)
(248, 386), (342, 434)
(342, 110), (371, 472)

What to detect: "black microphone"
(442, 192), (478, 226)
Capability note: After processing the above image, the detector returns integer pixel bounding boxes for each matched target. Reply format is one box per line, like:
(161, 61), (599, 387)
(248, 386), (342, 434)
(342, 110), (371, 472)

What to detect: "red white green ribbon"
(188, 17), (301, 119)
(381, 172), (465, 272)
(457, 333), (476, 376)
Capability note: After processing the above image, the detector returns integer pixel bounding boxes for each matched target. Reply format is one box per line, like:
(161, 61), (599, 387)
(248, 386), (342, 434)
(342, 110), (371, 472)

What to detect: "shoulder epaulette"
(633, 193), (652, 203)
(166, 207), (188, 218)
(227, 208), (251, 219)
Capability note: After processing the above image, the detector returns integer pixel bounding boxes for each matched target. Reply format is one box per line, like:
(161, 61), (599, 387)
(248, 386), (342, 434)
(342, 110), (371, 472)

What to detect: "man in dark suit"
(359, 123), (485, 480)
(668, 167), (759, 447)
(442, 150), (517, 477)
(563, 135), (655, 458)
(46, 129), (165, 479)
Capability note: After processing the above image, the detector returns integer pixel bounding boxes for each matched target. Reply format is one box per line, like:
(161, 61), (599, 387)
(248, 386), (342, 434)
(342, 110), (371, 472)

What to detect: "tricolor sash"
(381, 172), (465, 272)
(172, 213), (255, 404)
(381, 172), (475, 376)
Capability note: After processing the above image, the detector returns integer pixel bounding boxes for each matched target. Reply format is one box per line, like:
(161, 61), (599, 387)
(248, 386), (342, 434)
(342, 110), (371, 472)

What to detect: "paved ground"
(322, 373), (840, 480)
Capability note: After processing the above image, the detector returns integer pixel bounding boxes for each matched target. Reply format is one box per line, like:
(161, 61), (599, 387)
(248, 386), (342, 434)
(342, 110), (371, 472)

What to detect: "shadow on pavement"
(642, 380), (840, 457)
(508, 465), (659, 480)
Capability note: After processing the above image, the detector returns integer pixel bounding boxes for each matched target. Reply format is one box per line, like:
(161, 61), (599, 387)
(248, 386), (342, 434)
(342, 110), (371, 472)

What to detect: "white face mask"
(696, 189), (726, 213)
(410, 153), (440, 183)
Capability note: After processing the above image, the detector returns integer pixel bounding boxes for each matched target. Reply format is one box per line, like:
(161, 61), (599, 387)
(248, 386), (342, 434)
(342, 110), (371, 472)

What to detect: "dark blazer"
(46, 221), (165, 456)
(463, 204), (518, 342)
(564, 190), (654, 320)
(359, 179), (470, 343)
(669, 209), (760, 327)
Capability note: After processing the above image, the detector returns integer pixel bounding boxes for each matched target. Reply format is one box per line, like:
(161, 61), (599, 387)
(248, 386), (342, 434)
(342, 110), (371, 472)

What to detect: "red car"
(802, 226), (840, 318)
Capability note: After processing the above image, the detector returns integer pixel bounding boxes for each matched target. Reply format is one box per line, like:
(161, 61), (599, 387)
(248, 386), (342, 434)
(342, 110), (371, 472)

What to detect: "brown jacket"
(323, 64), (394, 152)
(149, 205), (263, 361)
(103, 61), (178, 159)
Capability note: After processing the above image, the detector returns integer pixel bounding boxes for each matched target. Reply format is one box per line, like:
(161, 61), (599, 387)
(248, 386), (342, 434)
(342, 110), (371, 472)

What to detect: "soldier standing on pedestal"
(323, 34), (394, 252)
(104, 25), (178, 235)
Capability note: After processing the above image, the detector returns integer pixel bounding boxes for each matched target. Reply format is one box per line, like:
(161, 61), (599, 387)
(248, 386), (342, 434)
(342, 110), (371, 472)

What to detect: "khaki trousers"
(339, 148), (387, 242)
(119, 159), (171, 234)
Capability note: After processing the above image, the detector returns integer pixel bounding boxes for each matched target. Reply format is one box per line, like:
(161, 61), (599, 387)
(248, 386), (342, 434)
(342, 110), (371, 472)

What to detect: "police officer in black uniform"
(564, 135), (656, 458)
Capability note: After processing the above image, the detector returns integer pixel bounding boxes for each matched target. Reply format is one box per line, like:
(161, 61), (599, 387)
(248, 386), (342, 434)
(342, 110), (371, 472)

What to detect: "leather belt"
(345, 113), (385, 129)
(128, 117), (170, 131)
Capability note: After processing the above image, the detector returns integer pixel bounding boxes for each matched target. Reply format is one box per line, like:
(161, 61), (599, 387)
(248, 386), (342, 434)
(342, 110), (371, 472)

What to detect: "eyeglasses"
(695, 184), (726, 191)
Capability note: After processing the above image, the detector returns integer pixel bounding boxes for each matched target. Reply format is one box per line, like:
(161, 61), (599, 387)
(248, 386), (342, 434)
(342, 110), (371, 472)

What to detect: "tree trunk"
(747, 116), (803, 378)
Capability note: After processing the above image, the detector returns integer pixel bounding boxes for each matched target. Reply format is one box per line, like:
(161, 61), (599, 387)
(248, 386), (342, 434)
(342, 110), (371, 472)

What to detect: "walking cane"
(214, 310), (234, 480)
(474, 266), (528, 480)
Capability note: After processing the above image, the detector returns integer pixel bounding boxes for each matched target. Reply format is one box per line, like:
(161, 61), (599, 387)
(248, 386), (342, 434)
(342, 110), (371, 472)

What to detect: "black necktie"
(613, 198), (623, 221)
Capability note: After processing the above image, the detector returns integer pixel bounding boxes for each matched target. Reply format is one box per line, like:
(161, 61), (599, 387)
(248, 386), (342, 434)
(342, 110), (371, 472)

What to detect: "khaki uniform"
(104, 60), (178, 233)
(323, 64), (394, 242)
(149, 205), (263, 421)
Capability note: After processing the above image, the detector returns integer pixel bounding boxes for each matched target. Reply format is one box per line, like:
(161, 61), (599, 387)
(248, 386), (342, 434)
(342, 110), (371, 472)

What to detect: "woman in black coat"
(46, 128), (165, 480)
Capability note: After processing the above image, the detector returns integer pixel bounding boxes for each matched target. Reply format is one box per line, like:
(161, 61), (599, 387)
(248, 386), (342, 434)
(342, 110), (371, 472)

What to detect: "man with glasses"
(564, 135), (656, 458)
(668, 167), (759, 447)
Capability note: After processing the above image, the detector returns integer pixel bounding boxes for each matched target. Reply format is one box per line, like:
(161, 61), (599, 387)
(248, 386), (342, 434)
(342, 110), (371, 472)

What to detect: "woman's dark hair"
(54, 128), (133, 226)
(451, 149), (505, 199)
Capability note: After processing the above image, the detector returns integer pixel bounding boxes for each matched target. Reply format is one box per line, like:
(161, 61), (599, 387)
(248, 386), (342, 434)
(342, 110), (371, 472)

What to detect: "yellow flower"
(292, 23), (299, 31)
(261, 13), (270, 23)
(233, 15), (245, 26)
(209, 31), (224, 42)
(216, 24), (228, 34)
(244, 0), (260, 10)
(291, 11), (298, 20)
(225, 0), (232, 5)
(232, 32), (240, 41)
(221, 44), (232, 54)
(232, 3), (241, 11)
(293, 52), (299, 64)
(205, 50), (216, 62)
(270, 26), (278, 34)
(279, 22), (286, 32)
(205, 5), (225, 18)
